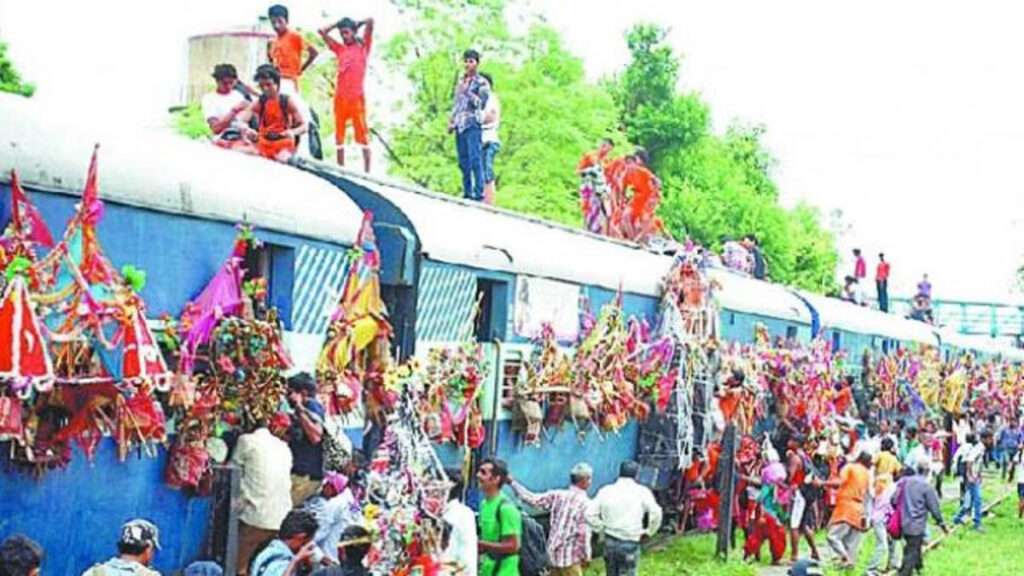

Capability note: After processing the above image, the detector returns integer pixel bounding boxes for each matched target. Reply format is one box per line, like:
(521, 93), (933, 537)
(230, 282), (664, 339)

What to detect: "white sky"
(2, 0), (1022, 302)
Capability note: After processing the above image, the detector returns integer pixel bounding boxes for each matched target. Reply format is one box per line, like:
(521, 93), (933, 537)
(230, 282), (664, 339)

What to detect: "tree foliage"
(0, 40), (35, 97)
(380, 0), (621, 225)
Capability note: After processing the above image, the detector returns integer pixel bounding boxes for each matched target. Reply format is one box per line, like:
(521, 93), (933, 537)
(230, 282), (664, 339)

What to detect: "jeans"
(826, 522), (864, 564)
(898, 534), (925, 576)
(604, 537), (640, 576)
(866, 518), (897, 572)
(456, 126), (484, 200)
(482, 141), (501, 183)
(877, 280), (889, 312)
(954, 481), (982, 528)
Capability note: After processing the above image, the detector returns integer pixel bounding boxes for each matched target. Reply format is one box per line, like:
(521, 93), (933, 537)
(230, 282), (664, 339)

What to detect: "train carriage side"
(309, 169), (824, 492)
(0, 94), (371, 573)
(795, 291), (939, 376)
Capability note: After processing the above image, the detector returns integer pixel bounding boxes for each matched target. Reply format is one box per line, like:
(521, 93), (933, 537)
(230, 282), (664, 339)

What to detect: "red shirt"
(854, 257), (866, 279)
(270, 31), (306, 81)
(876, 261), (890, 281)
(328, 32), (372, 101)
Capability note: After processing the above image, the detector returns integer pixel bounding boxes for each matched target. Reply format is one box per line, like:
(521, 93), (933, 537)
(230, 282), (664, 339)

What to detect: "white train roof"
(708, 269), (812, 324)
(330, 170), (675, 296)
(798, 291), (938, 345)
(0, 94), (363, 246)
(936, 329), (1015, 356)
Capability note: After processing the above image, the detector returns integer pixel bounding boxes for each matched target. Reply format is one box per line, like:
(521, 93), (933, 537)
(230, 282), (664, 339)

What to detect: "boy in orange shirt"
(267, 5), (318, 93)
(239, 65), (307, 163)
(319, 17), (374, 172)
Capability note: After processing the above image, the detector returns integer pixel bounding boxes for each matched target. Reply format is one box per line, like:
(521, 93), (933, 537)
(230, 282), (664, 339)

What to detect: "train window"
(785, 325), (797, 340)
(500, 352), (525, 406)
(243, 241), (295, 328)
(831, 331), (841, 351)
(475, 278), (509, 342)
(729, 312), (736, 326)
(882, 339), (891, 354)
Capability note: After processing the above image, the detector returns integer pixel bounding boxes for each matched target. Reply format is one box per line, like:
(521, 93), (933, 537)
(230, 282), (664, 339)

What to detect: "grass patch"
(583, 533), (756, 576)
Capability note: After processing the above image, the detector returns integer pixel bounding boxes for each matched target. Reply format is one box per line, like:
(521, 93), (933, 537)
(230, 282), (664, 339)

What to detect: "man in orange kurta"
(825, 451), (871, 568)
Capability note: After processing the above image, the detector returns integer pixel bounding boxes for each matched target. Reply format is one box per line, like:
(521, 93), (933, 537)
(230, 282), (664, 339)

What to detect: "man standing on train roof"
(853, 248), (866, 281)
(318, 16), (374, 172)
(239, 64), (307, 163)
(267, 5), (318, 96)
(744, 234), (766, 280)
(876, 253), (890, 312)
(202, 64), (257, 154)
(619, 148), (664, 243)
(449, 49), (490, 201)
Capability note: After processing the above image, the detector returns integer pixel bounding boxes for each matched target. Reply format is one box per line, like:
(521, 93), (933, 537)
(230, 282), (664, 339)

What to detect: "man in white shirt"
(479, 73), (501, 205)
(441, 471), (477, 576)
(305, 472), (361, 564)
(587, 461), (662, 576)
(202, 64), (257, 154)
(232, 413), (294, 575)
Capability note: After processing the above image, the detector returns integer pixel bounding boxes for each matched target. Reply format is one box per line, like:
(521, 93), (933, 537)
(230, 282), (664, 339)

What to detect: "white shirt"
(443, 499), (478, 576)
(481, 93), (501, 145)
(201, 90), (248, 137)
(308, 488), (361, 562)
(587, 477), (663, 542)
(231, 427), (293, 530)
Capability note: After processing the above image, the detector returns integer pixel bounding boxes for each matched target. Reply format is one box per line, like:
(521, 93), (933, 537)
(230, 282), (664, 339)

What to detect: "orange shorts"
(334, 96), (369, 145)
(257, 136), (296, 160)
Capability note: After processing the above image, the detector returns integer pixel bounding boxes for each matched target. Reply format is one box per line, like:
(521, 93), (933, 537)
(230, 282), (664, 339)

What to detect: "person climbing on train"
(286, 372), (326, 506)
(449, 49), (490, 201)
(318, 16), (374, 172)
(81, 519), (162, 576)
(202, 64), (258, 154)
(239, 64), (307, 163)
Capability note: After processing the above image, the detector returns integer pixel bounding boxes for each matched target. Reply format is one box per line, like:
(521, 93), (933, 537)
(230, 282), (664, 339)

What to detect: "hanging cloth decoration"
(0, 273), (55, 396)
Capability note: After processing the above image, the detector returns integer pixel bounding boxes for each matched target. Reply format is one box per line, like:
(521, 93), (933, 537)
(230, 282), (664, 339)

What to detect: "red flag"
(78, 146), (114, 284)
(9, 170), (55, 248)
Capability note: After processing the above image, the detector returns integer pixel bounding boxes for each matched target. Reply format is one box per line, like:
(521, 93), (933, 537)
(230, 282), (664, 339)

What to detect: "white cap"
(571, 462), (593, 478)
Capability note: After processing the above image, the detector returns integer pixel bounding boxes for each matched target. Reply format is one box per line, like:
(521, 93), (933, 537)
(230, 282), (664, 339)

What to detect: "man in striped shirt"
(509, 463), (594, 576)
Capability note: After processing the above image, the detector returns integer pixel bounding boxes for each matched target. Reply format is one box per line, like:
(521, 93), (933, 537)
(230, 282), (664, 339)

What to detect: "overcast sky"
(2, 0), (1021, 303)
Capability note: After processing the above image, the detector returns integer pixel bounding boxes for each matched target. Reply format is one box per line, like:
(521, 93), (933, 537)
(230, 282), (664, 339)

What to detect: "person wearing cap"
(0, 534), (43, 576)
(318, 16), (374, 172)
(286, 372), (327, 506)
(238, 64), (307, 162)
(448, 48), (490, 201)
(202, 64), (257, 154)
(231, 413), (294, 575)
(304, 472), (361, 563)
(81, 519), (161, 576)
(509, 463), (593, 576)
(310, 525), (372, 576)
(587, 460), (662, 576)
(249, 509), (319, 576)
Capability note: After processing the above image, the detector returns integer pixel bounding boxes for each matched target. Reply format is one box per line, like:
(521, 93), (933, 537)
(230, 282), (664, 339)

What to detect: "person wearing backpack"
(587, 460), (662, 576)
(476, 459), (522, 576)
(509, 462), (593, 576)
(895, 460), (948, 576)
(239, 65), (307, 162)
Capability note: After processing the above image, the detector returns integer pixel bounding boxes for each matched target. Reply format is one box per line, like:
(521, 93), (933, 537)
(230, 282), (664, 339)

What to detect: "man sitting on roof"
(239, 64), (307, 163)
(202, 64), (258, 154)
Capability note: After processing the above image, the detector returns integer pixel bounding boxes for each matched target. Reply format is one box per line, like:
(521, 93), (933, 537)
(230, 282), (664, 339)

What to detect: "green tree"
(0, 40), (35, 97)
(381, 0), (622, 225)
(611, 24), (708, 175)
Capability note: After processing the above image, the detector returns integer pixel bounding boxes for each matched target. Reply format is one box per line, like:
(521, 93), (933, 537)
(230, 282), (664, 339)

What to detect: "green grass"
(583, 533), (756, 576)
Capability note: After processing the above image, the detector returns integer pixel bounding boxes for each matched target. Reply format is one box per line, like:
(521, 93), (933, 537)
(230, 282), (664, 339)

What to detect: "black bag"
(307, 108), (324, 160)
(493, 499), (550, 576)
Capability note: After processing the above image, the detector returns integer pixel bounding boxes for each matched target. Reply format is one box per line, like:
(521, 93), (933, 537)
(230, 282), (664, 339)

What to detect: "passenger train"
(1, 93), (1021, 572)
